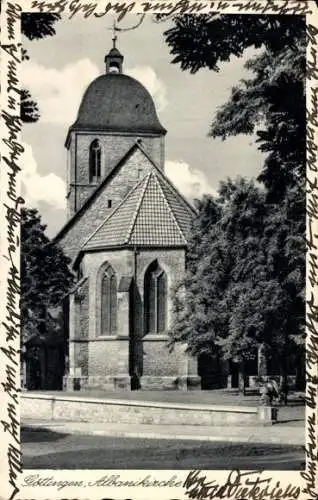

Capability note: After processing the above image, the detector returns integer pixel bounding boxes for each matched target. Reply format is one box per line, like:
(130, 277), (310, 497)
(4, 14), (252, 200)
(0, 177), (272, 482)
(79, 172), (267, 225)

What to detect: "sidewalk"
(22, 419), (304, 446)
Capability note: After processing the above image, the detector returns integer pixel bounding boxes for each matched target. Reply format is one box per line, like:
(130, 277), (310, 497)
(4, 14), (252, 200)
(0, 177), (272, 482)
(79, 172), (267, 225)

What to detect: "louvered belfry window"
(89, 139), (101, 182)
(101, 264), (117, 335)
(144, 260), (167, 334)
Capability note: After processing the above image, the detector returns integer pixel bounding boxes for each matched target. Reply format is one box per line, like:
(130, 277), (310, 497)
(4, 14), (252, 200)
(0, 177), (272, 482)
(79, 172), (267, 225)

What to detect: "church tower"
(64, 40), (166, 219)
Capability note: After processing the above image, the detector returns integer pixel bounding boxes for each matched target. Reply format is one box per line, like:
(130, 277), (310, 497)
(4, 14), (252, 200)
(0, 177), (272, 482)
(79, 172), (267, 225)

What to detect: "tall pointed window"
(101, 264), (117, 336)
(89, 139), (101, 183)
(144, 260), (167, 334)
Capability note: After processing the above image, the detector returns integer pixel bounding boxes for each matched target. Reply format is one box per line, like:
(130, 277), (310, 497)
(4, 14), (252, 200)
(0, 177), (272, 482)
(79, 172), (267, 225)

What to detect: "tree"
(161, 14), (305, 73)
(170, 194), (226, 356)
(20, 15), (66, 388)
(21, 208), (74, 347)
(162, 14), (306, 201)
(165, 15), (306, 393)
(210, 44), (306, 204)
(21, 13), (61, 122)
(170, 179), (270, 393)
(21, 13), (61, 40)
(170, 177), (305, 394)
(20, 89), (40, 123)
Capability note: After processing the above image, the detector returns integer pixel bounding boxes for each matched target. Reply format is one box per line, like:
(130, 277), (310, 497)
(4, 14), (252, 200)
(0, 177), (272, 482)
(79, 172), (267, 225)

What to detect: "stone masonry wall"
(83, 250), (131, 379)
(59, 148), (156, 261)
(84, 250), (132, 339)
(21, 394), (261, 425)
(73, 279), (89, 376)
(142, 340), (187, 376)
(76, 279), (89, 340)
(88, 340), (120, 376)
(79, 248), (195, 385)
(67, 132), (164, 217)
(83, 247), (186, 339)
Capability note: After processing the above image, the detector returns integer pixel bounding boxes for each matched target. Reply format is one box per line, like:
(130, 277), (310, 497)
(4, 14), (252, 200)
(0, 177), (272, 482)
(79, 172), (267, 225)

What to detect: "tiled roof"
(66, 74), (166, 146)
(83, 170), (195, 250)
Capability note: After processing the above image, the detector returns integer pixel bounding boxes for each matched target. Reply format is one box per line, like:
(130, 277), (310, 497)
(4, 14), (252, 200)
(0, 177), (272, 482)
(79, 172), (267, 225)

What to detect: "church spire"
(105, 19), (124, 74)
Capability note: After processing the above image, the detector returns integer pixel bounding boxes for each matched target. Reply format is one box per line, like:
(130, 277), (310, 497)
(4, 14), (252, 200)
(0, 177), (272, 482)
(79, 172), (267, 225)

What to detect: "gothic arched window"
(100, 264), (117, 336)
(144, 260), (167, 334)
(89, 139), (101, 183)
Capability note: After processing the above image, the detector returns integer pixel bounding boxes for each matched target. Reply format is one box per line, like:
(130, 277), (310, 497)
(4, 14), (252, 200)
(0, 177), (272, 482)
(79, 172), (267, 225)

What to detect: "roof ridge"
(55, 141), (166, 245)
(55, 142), (141, 242)
(135, 141), (162, 171)
(125, 172), (152, 244)
(152, 172), (187, 245)
(136, 146), (197, 217)
(81, 174), (149, 251)
(160, 171), (197, 216)
(135, 141), (197, 217)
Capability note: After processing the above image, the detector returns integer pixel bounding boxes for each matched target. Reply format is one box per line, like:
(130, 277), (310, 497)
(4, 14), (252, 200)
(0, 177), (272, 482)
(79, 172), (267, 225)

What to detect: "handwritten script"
(1, 2), (24, 500)
(29, 0), (313, 20)
(301, 19), (318, 500)
(183, 470), (301, 499)
(0, 0), (317, 499)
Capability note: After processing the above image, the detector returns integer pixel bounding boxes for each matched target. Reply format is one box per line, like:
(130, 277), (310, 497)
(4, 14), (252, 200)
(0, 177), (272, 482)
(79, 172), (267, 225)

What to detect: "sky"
(21, 14), (264, 237)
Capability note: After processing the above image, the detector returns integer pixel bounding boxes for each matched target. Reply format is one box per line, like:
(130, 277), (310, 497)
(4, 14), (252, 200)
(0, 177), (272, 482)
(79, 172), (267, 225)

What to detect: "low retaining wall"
(21, 393), (275, 426)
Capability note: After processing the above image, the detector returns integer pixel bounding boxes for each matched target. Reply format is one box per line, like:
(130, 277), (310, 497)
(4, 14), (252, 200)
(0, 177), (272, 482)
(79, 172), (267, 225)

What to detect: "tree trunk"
(295, 347), (305, 391)
(38, 305), (47, 390)
(280, 339), (288, 405)
(280, 373), (288, 405)
(258, 343), (267, 378)
(238, 361), (246, 396)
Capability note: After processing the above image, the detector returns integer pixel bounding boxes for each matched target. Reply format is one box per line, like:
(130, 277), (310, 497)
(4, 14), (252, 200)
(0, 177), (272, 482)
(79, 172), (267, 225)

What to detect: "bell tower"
(65, 28), (166, 220)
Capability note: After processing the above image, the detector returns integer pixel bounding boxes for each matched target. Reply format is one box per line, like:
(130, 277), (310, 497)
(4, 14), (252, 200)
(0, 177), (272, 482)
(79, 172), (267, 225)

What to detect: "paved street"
(22, 426), (304, 470)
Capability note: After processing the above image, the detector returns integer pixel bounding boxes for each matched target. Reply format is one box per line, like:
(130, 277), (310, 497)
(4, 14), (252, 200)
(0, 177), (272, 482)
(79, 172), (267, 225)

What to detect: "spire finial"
(112, 18), (117, 48)
(105, 17), (124, 74)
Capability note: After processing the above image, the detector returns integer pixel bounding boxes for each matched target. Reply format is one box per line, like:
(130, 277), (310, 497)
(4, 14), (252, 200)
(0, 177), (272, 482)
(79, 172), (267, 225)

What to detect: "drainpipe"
(133, 245), (140, 386)
(134, 245), (139, 284)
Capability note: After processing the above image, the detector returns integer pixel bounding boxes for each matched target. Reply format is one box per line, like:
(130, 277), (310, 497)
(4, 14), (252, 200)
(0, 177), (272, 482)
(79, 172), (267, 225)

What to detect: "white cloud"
(21, 143), (66, 210)
(165, 160), (217, 200)
(21, 59), (99, 125)
(126, 66), (168, 112)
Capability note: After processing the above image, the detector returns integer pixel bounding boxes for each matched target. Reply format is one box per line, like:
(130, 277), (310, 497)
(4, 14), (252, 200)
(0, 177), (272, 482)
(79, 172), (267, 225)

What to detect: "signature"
(183, 469), (301, 499)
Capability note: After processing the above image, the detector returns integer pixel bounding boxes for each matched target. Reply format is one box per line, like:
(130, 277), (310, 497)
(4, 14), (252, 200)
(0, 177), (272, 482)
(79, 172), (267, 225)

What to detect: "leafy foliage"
(21, 208), (74, 346)
(21, 13), (61, 40)
(164, 14), (306, 203)
(163, 14), (305, 73)
(166, 15), (306, 380)
(170, 179), (305, 376)
(20, 89), (40, 123)
(210, 43), (306, 204)
(21, 13), (61, 122)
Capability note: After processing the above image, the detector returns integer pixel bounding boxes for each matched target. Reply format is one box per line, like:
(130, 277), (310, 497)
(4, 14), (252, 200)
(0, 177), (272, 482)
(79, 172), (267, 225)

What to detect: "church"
(54, 40), (203, 391)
